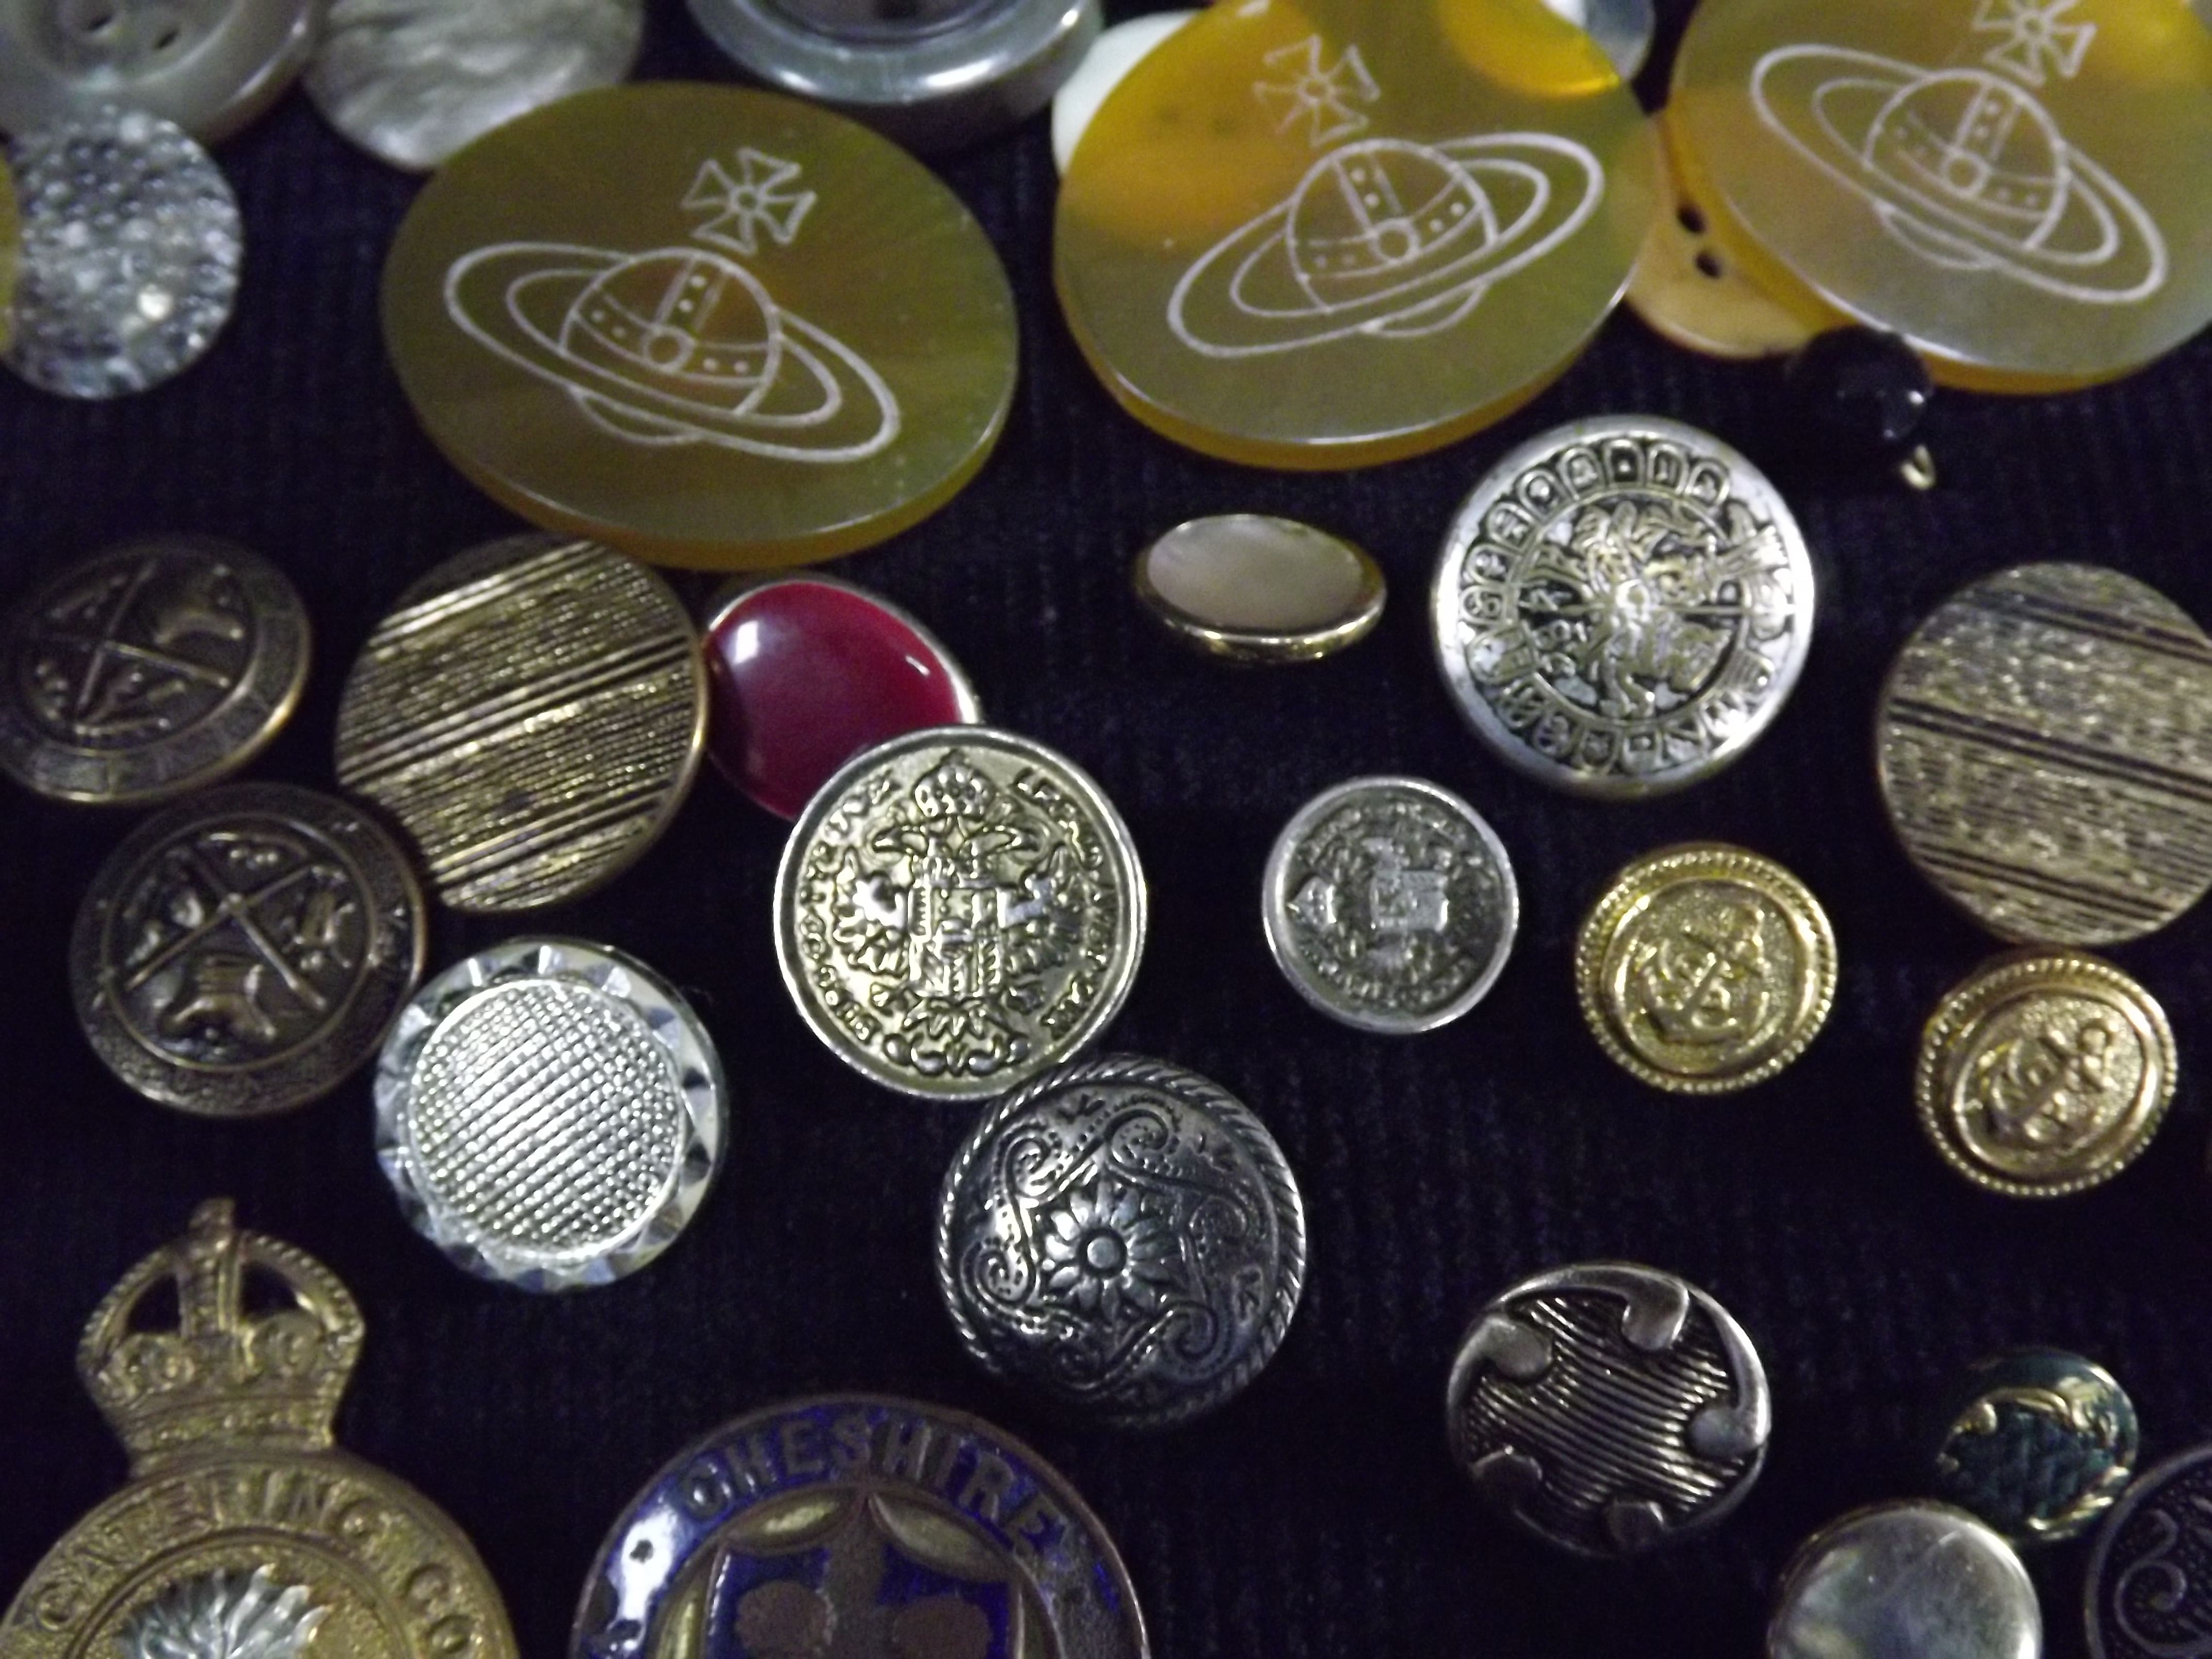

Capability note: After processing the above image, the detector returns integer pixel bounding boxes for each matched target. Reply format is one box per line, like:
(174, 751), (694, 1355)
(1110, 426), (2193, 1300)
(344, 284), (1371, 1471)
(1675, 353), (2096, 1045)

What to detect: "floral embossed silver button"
(375, 937), (726, 1291)
(1262, 775), (1517, 1034)
(1447, 1261), (1771, 1555)
(936, 1054), (1304, 1430)
(774, 726), (1148, 1101)
(1432, 415), (1815, 799)
(0, 0), (316, 142)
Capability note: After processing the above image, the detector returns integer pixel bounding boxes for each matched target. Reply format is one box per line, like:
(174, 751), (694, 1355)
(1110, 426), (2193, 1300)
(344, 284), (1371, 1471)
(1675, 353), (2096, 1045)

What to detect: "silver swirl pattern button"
(375, 937), (726, 1292)
(1771, 1502), (2039, 1659)
(1262, 775), (1517, 1035)
(4, 107), (240, 398)
(305, 0), (645, 172)
(2089, 1443), (2212, 1659)
(0, 0), (316, 142)
(775, 726), (1147, 1101)
(1432, 416), (1815, 799)
(936, 1055), (1305, 1432)
(1446, 1261), (1771, 1556)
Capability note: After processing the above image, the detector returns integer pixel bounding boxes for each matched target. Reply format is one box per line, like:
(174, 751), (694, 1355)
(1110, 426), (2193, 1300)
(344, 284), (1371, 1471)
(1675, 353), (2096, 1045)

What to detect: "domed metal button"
(334, 534), (706, 915)
(1261, 775), (1518, 1034)
(1447, 1261), (1771, 1555)
(1769, 1502), (2039, 1659)
(936, 1055), (1305, 1430)
(1929, 1348), (2138, 1545)
(2090, 1443), (2212, 1659)
(704, 573), (980, 821)
(775, 726), (1147, 1101)
(4, 107), (240, 398)
(1576, 843), (1837, 1093)
(1917, 951), (2176, 1198)
(0, 0), (315, 142)
(71, 783), (427, 1117)
(573, 1396), (1149, 1659)
(1878, 562), (2212, 947)
(1135, 514), (1385, 664)
(376, 937), (726, 1292)
(689, 0), (1101, 153)
(0, 535), (307, 805)
(1433, 416), (1815, 798)
(305, 0), (644, 172)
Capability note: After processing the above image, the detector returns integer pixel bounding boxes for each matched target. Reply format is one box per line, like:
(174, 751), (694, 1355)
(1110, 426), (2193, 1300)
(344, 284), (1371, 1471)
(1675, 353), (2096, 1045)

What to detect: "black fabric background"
(6, 4), (2212, 1654)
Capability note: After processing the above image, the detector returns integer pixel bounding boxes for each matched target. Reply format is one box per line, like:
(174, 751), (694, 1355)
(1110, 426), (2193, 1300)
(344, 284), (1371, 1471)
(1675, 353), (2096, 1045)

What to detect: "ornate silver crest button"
(1262, 776), (1517, 1035)
(775, 726), (1148, 1101)
(1432, 415), (1815, 799)
(0, 535), (307, 805)
(936, 1055), (1305, 1430)
(1770, 1503), (2039, 1659)
(2090, 1443), (2212, 1659)
(375, 937), (726, 1292)
(1446, 1262), (1771, 1556)
(0, 0), (316, 142)
(71, 784), (427, 1117)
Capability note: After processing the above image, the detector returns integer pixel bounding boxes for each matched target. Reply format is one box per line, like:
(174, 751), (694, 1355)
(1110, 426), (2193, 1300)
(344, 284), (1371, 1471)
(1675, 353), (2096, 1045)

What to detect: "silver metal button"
(1446, 1261), (1770, 1555)
(1432, 415), (1815, 799)
(375, 937), (727, 1292)
(4, 107), (239, 398)
(2090, 1444), (2212, 1659)
(305, 0), (645, 172)
(686, 0), (1101, 153)
(0, 0), (315, 142)
(936, 1054), (1304, 1430)
(1770, 1503), (2039, 1659)
(1262, 776), (1517, 1035)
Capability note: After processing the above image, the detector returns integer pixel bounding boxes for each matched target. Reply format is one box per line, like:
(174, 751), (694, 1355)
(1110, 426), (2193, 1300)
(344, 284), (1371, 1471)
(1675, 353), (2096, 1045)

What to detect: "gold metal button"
(1917, 951), (2175, 1198)
(1575, 842), (1837, 1093)
(334, 534), (705, 914)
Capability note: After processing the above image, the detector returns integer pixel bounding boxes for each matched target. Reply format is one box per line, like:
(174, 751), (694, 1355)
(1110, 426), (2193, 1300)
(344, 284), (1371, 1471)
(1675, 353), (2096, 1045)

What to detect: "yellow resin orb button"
(1669, 0), (2212, 390)
(1055, 0), (1655, 468)
(382, 84), (1018, 570)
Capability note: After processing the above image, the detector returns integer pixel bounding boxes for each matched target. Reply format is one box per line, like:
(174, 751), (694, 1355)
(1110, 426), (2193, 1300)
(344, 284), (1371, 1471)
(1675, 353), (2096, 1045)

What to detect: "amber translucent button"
(1055, 0), (1655, 469)
(1669, 0), (2212, 392)
(382, 84), (1018, 570)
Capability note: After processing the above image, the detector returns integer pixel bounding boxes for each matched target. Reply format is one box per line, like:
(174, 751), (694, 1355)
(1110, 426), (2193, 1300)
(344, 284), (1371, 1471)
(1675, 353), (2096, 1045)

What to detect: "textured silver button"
(1770, 1503), (2039, 1659)
(686, 0), (1101, 152)
(1262, 776), (1517, 1035)
(305, 0), (645, 172)
(1446, 1261), (1770, 1555)
(4, 107), (239, 398)
(2090, 1443), (2212, 1659)
(1432, 415), (1815, 799)
(375, 937), (726, 1292)
(936, 1054), (1304, 1430)
(0, 0), (315, 142)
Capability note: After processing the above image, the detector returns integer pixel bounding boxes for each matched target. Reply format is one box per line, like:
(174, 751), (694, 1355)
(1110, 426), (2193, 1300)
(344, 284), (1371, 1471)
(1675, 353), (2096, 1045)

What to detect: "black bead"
(1784, 327), (1933, 459)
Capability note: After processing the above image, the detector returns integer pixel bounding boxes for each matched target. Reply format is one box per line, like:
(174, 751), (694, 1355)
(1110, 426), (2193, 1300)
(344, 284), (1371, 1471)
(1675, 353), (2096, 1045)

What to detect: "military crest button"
(1261, 775), (1518, 1034)
(936, 1055), (1305, 1430)
(1433, 416), (1815, 798)
(1, 1199), (519, 1659)
(334, 534), (705, 915)
(5, 108), (240, 398)
(1134, 514), (1385, 664)
(381, 84), (1018, 568)
(1446, 1261), (1771, 1556)
(0, 0), (316, 142)
(375, 937), (727, 1292)
(1769, 1502), (2038, 1659)
(1054, 0), (1654, 467)
(71, 783), (427, 1117)
(573, 1395), (1148, 1659)
(2089, 1443), (2212, 1659)
(0, 535), (307, 805)
(1576, 843), (1837, 1093)
(1878, 562), (2212, 947)
(1916, 951), (2175, 1197)
(1929, 1348), (2139, 1544)
(306, 0), (644, 171)
(774, 726), (1148, 1101)
(1669, 0), (2212, 392)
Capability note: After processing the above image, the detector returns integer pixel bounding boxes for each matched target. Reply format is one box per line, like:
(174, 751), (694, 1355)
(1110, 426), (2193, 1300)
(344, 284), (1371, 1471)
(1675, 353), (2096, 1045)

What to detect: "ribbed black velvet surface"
(5, 5), (2212, 1656)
